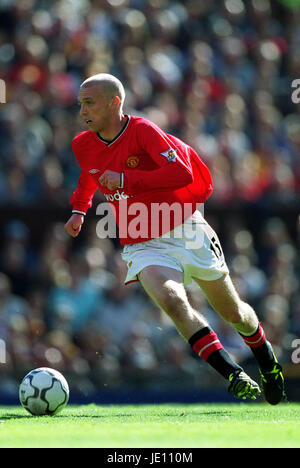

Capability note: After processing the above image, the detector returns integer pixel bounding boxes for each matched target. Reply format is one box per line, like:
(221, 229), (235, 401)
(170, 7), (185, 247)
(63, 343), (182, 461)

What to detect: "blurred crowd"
(0, 0), (299, 398)
(0, 0), (300, 206)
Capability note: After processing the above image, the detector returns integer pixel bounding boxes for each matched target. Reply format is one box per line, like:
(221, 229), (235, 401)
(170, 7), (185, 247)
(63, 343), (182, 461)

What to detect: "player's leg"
(193, 273), (285, 404)
(193, 273), (259, 335)
(139, 265), (208, 338)
(138, 265), (260, 399)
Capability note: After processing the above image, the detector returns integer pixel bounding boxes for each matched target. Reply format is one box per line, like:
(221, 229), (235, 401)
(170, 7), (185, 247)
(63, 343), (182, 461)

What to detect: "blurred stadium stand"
(0, 0), (299, 403)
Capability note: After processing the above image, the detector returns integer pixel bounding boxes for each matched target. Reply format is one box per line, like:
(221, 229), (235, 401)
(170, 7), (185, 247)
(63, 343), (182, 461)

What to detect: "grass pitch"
(0, 403), (299, 448)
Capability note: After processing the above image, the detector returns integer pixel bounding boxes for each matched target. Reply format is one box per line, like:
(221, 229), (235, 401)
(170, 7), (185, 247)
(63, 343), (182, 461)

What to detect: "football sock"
(239, 323), (275, 372)
(188, 326), (242, 380)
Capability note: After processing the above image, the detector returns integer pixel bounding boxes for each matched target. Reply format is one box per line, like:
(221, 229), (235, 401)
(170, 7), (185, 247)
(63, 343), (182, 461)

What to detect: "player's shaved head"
(80, 73), (125, 110)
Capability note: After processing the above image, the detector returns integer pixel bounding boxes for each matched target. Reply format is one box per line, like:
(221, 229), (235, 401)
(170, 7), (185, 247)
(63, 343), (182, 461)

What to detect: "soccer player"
(64, 73), (285, 404)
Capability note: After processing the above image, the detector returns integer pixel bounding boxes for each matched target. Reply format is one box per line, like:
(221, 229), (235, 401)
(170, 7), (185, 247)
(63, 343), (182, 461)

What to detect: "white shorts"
(121, 211), (229, 285)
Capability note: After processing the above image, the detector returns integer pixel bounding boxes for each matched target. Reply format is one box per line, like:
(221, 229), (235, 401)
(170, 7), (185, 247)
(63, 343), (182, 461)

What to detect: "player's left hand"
(99, 170), (121, 191)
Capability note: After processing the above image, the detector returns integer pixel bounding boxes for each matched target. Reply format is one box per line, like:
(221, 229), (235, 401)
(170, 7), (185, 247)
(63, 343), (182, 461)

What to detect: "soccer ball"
(19, 367), (69, 416)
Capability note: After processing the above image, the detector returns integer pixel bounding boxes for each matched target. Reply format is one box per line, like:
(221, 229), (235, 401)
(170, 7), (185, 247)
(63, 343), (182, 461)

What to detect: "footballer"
(64, 73), (285, 404)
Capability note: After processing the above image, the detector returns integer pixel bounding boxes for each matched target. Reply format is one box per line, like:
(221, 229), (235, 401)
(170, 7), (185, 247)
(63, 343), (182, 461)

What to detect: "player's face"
(78, 86), (112, 133)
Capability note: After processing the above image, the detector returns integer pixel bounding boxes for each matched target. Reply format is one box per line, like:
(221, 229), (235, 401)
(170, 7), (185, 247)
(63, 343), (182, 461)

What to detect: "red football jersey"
(70, 115), (213, 244)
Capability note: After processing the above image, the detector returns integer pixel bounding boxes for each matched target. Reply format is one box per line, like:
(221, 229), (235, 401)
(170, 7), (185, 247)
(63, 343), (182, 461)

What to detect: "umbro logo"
(89, 169), (100, 174)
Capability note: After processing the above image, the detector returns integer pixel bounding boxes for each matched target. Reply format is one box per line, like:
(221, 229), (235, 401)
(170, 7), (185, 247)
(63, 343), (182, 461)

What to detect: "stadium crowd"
(0, 0), (299, 398)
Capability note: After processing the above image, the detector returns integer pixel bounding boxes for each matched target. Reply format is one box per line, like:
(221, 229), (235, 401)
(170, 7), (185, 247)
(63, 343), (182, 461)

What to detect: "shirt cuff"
(119, 172), (124, 189)
(72, 210), (86, 216)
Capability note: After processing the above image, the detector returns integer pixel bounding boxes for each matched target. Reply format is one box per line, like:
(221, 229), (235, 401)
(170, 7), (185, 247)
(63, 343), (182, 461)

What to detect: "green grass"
(0, 403), (300, 448)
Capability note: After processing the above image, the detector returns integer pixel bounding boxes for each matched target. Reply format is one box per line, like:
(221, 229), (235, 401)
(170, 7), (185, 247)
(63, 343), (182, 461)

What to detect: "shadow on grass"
(0, 414), (34, 420)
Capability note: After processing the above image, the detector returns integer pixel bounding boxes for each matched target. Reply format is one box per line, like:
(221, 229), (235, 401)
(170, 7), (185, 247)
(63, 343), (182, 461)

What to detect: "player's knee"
(219, 302), (244, 324)
(159, 291), (189, 321)
(227, 310), (244, 324)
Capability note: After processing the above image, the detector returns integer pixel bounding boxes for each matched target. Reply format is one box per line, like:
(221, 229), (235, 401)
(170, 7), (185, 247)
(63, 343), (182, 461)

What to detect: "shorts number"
(210, 236), (222, 259)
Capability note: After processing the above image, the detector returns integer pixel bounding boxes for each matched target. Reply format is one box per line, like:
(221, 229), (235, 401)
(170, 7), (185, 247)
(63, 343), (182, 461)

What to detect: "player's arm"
(64, 169), (98, 237)
(123, 122), (194, 194)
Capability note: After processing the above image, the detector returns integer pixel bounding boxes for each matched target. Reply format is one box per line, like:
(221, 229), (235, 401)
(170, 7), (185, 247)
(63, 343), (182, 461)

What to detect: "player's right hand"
(64, 214), (84, 237)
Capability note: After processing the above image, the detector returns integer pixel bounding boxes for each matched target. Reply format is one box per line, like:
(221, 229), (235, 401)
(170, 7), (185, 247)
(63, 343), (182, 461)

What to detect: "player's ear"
(110, 95), (121, 110)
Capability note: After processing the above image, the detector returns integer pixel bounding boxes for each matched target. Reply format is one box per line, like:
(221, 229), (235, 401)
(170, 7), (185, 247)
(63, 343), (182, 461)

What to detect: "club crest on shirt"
(160, 148), (177, 162)
(126, 155), (139, 168)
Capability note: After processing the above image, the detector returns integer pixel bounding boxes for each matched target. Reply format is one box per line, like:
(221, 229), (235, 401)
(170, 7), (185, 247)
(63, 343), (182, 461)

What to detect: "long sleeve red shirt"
(70, 115), (213, 244)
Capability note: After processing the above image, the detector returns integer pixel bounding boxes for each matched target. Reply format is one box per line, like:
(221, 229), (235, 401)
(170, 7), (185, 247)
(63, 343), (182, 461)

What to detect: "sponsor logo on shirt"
(103, 190), (132, 202)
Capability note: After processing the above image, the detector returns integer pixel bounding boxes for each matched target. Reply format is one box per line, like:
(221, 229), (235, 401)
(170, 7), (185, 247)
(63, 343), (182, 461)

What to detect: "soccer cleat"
(260, 362), (286, 405)
(228, 370), (261, 400)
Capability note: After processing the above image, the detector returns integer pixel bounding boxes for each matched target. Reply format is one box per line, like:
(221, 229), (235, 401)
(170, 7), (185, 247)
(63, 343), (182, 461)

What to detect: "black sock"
(239, 324), (275, 372)
(189, 327), (243, 380)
